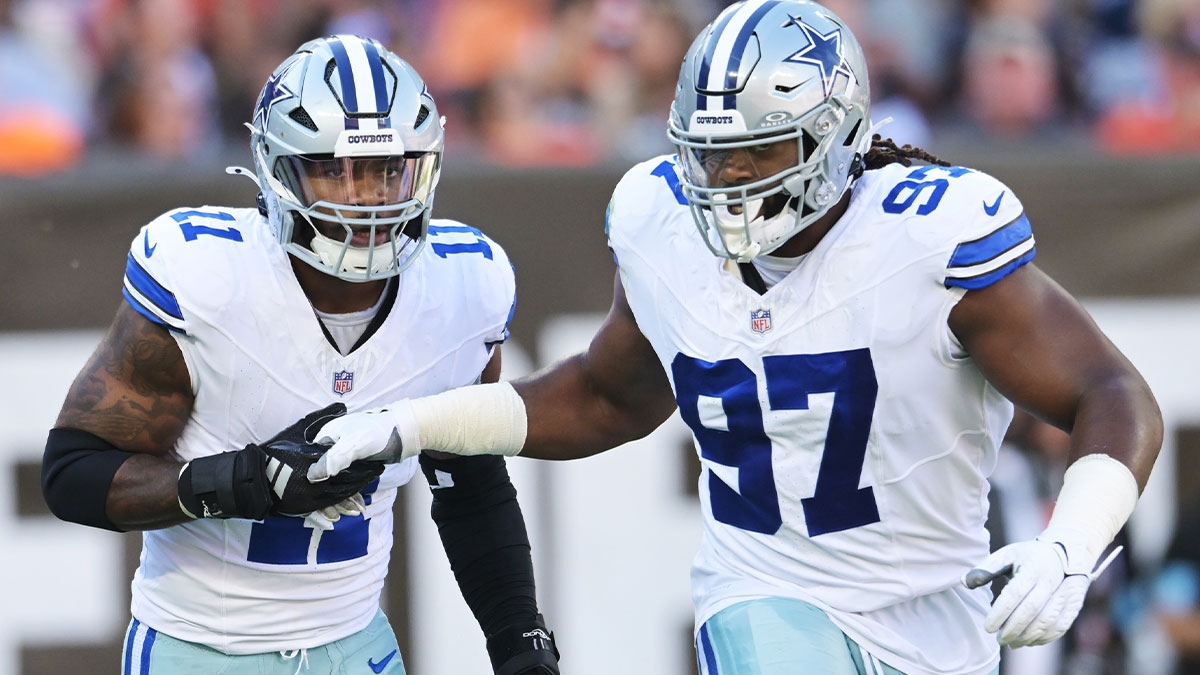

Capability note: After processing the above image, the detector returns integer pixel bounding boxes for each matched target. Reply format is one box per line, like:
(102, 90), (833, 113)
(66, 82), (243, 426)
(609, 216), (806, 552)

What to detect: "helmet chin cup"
(708, 192), (805, 261)
(309, 226), (399, 277)
(710, 193), (762, 262)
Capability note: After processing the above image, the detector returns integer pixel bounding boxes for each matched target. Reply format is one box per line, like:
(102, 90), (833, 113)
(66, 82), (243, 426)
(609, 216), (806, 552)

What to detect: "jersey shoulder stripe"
(122, 252), (187, 333)
(120, 206), (261, 334)
(944, 213), (1036, 289)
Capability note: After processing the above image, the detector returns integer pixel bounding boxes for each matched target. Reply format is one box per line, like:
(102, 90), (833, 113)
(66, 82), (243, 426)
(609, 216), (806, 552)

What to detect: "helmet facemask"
(267, 152), (440, 278)
(245, 35), (445, 282)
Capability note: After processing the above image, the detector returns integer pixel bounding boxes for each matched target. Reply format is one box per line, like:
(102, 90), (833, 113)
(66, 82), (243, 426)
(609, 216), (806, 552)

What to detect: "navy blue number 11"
(672, 349), (880, 537)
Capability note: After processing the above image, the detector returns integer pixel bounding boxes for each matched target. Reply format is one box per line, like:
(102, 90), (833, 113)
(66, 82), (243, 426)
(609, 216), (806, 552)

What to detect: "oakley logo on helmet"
(762, 111), (794, 128)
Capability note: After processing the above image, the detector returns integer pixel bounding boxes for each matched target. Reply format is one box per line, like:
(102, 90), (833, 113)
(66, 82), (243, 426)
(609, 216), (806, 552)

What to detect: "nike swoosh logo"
(369, 649), (398, 673)
(983, 191), (1006, 216)
(143, 231), (158, 258)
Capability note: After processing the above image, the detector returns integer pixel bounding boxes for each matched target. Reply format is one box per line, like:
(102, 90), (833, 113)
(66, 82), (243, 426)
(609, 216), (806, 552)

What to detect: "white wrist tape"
(1041, 454), (1139, 562)
(397, 381), (528, 457)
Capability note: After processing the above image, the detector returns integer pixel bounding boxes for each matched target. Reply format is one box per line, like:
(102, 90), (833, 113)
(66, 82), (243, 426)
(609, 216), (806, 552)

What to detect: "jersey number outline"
(429, 224), (494, 259)
(170, 209), (243, 242)
(672, 349), (880, 537)
(247, 479), (379, 565)
(880, 165), (972, 216)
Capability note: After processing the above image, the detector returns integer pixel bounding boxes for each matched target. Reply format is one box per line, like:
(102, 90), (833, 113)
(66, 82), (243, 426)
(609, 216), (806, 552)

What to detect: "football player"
(42, 35), (559, 675)
(310, 3), (1162, 674)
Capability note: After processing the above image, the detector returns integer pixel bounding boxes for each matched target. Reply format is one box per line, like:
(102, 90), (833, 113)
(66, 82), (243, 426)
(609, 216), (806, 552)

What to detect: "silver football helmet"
(247, 34), (444, 282)
(668, 0), (872, 261)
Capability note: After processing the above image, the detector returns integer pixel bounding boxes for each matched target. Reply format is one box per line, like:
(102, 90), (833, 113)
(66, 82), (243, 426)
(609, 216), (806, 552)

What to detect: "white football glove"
(302, 493), (368, 531)
(964, 529), (1122, 647)
(308, 404), (419, 482)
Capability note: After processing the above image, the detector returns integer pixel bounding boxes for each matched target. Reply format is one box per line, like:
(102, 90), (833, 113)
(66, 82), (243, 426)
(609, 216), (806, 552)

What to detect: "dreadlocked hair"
(861, 135), (949, 171)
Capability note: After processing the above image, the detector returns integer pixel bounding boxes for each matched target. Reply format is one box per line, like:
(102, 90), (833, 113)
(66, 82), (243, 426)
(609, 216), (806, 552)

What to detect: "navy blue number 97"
(673, 349), (880, 537)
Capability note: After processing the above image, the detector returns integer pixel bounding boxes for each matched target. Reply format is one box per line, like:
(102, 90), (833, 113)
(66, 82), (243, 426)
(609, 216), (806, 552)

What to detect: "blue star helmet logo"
(253, 61), (297, 130)
(782, 15), (856, 99)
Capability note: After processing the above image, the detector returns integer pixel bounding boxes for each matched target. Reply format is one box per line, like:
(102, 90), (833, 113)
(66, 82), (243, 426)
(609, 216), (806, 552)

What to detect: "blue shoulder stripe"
(948, 214), (1032, 268)
(945, 214), (1036, 290)
(124, 253), (183, 320)
(121, 289), (184, 334)
(945, 249), (1035, 290)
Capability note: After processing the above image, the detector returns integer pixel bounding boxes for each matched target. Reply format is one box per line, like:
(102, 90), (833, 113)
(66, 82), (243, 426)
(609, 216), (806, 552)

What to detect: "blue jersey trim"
(947, 214), (1032, 268)
(946, 249), (1036, 290)
(698, 624), (719, 675)
(123, 619), (138, 675)
(124, 253), (183, 320)
(139, 624), (157, 674)
(122, 289), (185, 334)
(123, 619), (157, 675)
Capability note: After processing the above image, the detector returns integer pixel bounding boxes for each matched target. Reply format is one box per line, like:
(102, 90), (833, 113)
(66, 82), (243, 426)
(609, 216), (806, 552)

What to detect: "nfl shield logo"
(332, 370), (354, 396)
(750, 308), (772, 334)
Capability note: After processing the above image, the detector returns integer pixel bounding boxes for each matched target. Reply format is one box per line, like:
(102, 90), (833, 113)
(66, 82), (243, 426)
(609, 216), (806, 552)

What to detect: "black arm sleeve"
(420, 453), (539, 636)
(42, 427), (136, 532)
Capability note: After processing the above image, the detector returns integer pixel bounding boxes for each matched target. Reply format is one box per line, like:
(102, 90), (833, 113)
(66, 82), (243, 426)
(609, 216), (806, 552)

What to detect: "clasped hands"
(307, 404), (417, 481)
(963, 530), (1121, 647)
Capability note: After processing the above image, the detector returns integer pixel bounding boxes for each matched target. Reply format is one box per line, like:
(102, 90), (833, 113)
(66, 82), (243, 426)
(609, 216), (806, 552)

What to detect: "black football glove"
(177, 403), (384, 520)
(486, 614), (560, 675)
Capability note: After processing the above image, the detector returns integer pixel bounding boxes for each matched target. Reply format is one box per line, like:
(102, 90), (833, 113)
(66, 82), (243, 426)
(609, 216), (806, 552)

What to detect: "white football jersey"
(121, 206), (515, 654)
(607, 157), (1034, 674)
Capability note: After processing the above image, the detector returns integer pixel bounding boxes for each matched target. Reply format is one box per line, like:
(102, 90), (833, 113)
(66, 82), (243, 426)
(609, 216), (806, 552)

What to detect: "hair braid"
(861, 135), (949, 171)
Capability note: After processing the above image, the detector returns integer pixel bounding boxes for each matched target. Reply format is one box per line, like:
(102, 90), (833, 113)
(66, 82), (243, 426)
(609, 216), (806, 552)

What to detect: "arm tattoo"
(57, 304), (192, 455)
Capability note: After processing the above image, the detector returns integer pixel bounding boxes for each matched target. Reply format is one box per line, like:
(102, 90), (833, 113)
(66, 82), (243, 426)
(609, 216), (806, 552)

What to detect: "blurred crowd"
(2, 0), (1200, 176)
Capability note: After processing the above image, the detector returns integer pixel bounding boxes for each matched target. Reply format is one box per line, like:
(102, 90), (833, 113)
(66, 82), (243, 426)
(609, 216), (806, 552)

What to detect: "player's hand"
(486, 614), (560, 675)
(308, 405), (415, 482)
(257, 438), (383, 517)
(304, 493), (367, 531)
(178, 403), (383, 520)
(963, 532), (1121, 647)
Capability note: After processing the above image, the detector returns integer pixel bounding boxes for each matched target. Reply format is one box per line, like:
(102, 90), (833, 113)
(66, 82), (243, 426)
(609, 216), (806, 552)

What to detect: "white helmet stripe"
(343, 35), (382, 132)
(327, 35), (383, 131)
(699, 0), (780, 110)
